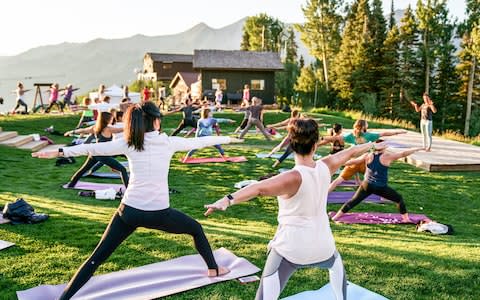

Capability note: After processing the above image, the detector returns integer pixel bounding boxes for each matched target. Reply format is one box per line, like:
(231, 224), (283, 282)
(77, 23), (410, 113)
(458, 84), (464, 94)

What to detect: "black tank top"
(95, 132), (112, 143)
(365, 153), (388, 186)
(330, 139), (345, 155)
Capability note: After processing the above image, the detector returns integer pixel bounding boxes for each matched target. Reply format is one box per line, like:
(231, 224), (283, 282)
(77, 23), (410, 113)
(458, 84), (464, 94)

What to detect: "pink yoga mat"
(328, 211), (428, 224)
(181, 156), (248, 164)
(328, 191), (386, 204)
(17, 248), (260, 300)
(62, 181), (125, 191)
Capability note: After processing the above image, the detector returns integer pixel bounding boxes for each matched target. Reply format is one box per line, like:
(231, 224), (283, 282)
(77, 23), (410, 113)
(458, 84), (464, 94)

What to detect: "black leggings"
(277, 145), (294, 164)
(14, 99), (28, 113)
(340, 182), (407, 214)
(58, 204), (218, 300)
(45, 101), (63, 113)
(239, 118), (248, 130)
(68, 156), (129, 188)
(171, 118), (197, 136)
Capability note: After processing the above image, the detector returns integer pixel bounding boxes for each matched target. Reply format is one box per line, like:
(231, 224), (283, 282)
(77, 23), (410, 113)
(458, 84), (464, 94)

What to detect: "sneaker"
(78, 191), (95, 197)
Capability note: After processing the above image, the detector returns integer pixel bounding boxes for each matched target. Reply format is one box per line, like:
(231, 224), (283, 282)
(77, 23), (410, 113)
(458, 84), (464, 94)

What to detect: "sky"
(0, 0), (466, 56)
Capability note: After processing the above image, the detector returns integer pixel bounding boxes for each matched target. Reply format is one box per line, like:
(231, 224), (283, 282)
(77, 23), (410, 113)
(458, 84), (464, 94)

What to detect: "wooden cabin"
(141, 53), (194, 82)
(193, 50), (283, 104)
(169, 72), (201, 104)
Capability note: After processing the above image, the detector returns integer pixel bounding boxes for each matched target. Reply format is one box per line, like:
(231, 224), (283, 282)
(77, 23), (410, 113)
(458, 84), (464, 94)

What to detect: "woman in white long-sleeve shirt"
(205, 118), (375, 300)
(32, 102), (242, 300)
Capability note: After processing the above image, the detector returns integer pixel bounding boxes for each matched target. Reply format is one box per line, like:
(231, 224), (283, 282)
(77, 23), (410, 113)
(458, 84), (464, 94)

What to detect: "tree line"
(240, 0), (480, 136)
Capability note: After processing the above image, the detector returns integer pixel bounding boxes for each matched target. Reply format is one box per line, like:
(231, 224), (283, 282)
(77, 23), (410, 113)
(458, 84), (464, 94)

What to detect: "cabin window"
(212, 78), (227, 90)
(251, 79), (265, 90)
(163, 63), (172, 70)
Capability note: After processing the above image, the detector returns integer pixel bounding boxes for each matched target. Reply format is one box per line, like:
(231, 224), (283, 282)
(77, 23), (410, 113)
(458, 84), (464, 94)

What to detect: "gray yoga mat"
(0, 213), (11, 224)
(0, 240), (15, 251)
(17, 247), (260, 300)
(282, 281), (389, 300)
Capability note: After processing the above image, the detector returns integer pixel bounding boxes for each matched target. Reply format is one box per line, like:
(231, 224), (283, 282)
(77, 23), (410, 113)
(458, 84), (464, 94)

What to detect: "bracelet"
(226, 194), (234, 206)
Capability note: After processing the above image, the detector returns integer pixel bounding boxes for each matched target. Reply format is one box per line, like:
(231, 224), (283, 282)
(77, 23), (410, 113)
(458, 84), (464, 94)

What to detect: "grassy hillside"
(0, 111), (479, 299)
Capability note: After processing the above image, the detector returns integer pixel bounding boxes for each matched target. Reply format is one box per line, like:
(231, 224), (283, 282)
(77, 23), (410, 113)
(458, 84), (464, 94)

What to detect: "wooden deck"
(345, 129), (480, 172)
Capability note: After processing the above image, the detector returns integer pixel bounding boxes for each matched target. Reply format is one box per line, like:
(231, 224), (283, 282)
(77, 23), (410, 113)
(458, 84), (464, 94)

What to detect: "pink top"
(243, 88), (250, 101)
(50, 88), (58, 102)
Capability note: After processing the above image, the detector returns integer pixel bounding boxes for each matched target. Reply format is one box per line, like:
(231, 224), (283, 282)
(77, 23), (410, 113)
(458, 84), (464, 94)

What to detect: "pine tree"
(297, 0), (343, 92)
(294, 65), (317, 107)
(457, 0), (480, 135)
(397, 5), (421, 121)
(276, 27), (300, 104)
(331, 0), (373, 108)
(431, 3), (460, 132)
(240, 14), (284, 52)
(380, 24), (400, 117)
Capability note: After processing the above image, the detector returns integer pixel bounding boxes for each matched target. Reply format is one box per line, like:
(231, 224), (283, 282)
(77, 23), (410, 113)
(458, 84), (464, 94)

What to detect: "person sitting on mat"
(317, 123), (345, 155)
(182, 108), (235, 163)
(63, 111), (128, 187)
(238, 97), (272, 141)
(76, 97), (95, 128)
(267, 109), (300, 131)
(167, 97), (199, 136)
(205, 118), (375, 300)
(328, 119), (407, 192)
(331, 140), (424, 223)
(32, 102), (243, 300)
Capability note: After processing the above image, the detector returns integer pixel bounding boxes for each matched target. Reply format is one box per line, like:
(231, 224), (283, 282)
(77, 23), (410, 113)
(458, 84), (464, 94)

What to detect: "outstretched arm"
(321, 142), (374, 175)
(268, 135), (290, 155)
(204, 170), (301, 216)
(385, 147), (424, 161)
(344, 153), (368, 166)
(64, 126), (95, 136)
(379, 129), (407, 137)
(410, 101), (421, 112)
(317, 135), (338, 146)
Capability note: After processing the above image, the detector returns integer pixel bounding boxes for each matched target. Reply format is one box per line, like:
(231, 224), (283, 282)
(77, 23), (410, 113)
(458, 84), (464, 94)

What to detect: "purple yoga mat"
(328, 211), (429, 224)
(62, 181), (125, 191)
(328, 191), (386, 204)
(181, 156), (248, 164)
(384, 140), (410, 148)
(17, 248), (260, 300)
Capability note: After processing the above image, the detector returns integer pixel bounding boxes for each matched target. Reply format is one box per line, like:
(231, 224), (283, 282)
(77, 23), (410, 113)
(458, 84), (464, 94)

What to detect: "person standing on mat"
(45, 83), (63, 113)
(205, 118), (375, 300)
(32, 102), (243, 300)
(328, 119), (407, 192)
(63, 111), (128, 187)
(234, 98), (251, 134)
(266, 110), (302, 168)
(168, 98), (199, 136)
(12, 81), (29, 114)
(331, 140), (424, 223)
(410, 92), (437, 151)
(238, 97), (272, 141)
(183, 108), (235, 162)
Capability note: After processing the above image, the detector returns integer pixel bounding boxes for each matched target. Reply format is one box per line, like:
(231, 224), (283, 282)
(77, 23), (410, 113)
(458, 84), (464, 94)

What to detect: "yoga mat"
(328, 191), (386, 204)
(0, 240), (15, 251)
(256, 153), (321, 160)
(82, 172), (122, 179)
(181, 156), (248, 164)
(282, 281), (389, 300)
(328, 211), (428, 224)
(0, 213), (11, 224)
(337, 180), (358, 187)
(62, 181), (125, 191)
(17, 247), (260, 300)
(385, 140), (409, 148)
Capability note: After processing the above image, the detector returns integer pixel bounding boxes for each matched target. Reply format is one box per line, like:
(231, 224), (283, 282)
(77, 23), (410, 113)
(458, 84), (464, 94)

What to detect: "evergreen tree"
(457, 0), (480, 135)
(431, 3), (460, 132)
(331, 0), (373, 108)
(397, 5), (421, 121)
(298, 0), (343, 92)
(380, 24), (401, 117)
(276, 27), (300, 104)
(294, 65), (317, 107)
(240, 14), (284, 52)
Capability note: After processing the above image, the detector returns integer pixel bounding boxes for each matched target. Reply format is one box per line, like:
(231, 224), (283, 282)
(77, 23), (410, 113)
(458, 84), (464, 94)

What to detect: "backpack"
(2, 198), (49, 225)
(416, 221), (453, 235)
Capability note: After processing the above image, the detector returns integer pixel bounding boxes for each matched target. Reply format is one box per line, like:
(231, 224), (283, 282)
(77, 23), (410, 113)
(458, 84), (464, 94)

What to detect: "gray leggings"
(256, 249), (346, 300)
(420, 120), (433, 149)
(239, 118), (272, 140)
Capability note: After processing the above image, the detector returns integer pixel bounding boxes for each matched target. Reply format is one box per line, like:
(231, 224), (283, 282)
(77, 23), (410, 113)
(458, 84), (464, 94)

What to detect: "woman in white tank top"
(205, 118), (375, 300)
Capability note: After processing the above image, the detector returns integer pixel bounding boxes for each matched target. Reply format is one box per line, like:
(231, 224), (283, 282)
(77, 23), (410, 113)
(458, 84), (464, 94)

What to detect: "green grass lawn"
(0, 111), (479, 300)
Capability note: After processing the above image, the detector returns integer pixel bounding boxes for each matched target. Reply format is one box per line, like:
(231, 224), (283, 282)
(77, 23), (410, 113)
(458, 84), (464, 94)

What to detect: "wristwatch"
(226, 194), (235, 206)
(58, 148), (64, 157)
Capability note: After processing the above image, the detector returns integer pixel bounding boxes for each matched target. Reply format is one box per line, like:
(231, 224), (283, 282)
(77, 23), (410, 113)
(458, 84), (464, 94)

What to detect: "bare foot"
(272, 160), (280, 168)
(207, 266), (230, 277)
(182, 157), (190, 163)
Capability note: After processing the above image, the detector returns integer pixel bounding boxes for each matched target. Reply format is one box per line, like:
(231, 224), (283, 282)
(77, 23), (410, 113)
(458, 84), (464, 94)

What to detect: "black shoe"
(78, 191), (95, 197)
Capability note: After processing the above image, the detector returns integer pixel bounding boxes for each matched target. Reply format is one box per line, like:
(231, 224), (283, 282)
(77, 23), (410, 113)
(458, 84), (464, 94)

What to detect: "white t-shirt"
(64, 132), (231, 210)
